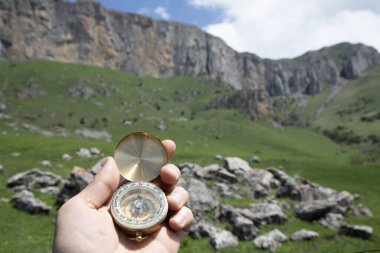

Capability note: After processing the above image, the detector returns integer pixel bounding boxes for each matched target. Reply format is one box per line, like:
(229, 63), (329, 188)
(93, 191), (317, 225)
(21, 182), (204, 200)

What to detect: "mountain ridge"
(1, 0), (379, 118)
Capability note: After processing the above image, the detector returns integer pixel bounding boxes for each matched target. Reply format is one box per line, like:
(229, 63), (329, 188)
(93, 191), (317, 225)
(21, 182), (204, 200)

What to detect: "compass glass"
(111, 181), (168, 231)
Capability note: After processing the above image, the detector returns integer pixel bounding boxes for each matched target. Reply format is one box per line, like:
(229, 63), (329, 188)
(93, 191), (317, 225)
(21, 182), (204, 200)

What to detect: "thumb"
(77, 157), (120, 209)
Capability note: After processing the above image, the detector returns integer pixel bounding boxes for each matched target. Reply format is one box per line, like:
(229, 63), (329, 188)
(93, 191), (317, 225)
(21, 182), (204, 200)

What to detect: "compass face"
(111, 182), (168, 231)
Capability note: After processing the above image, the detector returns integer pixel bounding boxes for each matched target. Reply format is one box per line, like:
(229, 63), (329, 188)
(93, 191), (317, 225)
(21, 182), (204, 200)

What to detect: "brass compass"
(110, 132), (168, 241)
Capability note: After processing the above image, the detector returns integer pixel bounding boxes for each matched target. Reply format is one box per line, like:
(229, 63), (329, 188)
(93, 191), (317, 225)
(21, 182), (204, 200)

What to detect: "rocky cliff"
(1, 0), (379, 115)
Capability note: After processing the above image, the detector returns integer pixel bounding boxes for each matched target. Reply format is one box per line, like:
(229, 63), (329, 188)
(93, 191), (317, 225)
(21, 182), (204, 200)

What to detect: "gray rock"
(75, 128), (111, 141)
(253, 236), (278, 253)
(294, 200), (335, 221)
(224, 157), (251, 175)
(0, 103), (6, 111)
(11, 190), (51, 214)
(0, 164), (4, 173)
(253, 229), (287, 253)
(76, 148), (92, 158)
(340, 224), (373, 239)
(56, 166), (94, 205)
(249, 202), (288, 226)
(68, 85), (94, 100)
(189, 220), (219, 239)
(39, 186), (60, 196)
(62, 153), (72, 160)
(179, 178), (219, 216)
(211, 182), (241, 198)
(291, 229), (319, 241)
(11, 152), (21, 157)
(196, 164), (238, 183)
(177, 163), (202, 177)
(319, 212), (345, 230)
(352, 204), (373, 217)
(231, 215), (258, 240)
(41, 160), (51, 168)
(89, 147), (102, 156)
(0, 197), (10, 203)
(89, 158), (107, 175)
(268, 167), (300, 200)
(217, 206), (257, 239)
(245, 169), (274, 198)
(215, 154), (223, 160)
(210, 230), (238, 250)
(251, 155), (261, 163)
(7, 169), (62, 190)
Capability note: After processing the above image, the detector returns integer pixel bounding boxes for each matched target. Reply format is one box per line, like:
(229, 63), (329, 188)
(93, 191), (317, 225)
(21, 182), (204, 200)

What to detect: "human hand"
(53, 140), (193, 253)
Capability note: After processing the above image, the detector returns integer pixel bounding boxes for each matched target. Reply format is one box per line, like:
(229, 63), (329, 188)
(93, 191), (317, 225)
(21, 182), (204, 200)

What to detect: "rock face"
(1, 0), (379, 118)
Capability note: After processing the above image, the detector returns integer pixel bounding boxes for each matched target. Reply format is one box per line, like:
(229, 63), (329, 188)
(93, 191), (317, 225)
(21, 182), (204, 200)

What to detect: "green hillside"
(296, 65), (380, 158)
(0, 60), (379, 253)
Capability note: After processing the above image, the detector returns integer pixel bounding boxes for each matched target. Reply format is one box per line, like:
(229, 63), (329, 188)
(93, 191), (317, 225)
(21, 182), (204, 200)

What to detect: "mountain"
(1, 0), (380, 119)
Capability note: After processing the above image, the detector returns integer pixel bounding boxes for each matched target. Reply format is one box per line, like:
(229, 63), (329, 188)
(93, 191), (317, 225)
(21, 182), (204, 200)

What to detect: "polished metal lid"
(114, 132), (166, 182)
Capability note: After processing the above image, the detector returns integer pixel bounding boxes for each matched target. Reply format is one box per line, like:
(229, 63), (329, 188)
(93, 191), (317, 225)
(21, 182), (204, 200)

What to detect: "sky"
(91, 0), (380, 59)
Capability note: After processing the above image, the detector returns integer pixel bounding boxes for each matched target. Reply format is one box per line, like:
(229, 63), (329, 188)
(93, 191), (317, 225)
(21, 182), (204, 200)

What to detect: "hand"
(53, 140), (193, 253)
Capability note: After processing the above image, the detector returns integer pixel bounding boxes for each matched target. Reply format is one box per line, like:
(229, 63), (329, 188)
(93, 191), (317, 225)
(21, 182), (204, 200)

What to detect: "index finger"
(162, 139), (176, 161)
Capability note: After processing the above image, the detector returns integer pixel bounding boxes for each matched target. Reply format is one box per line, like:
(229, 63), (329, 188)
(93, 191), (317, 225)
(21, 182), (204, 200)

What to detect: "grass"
(0, 60), (379, 253)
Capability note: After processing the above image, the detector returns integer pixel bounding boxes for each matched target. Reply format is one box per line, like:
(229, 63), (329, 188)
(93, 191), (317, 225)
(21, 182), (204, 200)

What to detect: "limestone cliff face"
(1, 0), (379, 117)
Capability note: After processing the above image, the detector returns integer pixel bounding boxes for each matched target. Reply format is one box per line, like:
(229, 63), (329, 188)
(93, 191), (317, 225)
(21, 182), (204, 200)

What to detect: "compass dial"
(110, 182), (168, 236)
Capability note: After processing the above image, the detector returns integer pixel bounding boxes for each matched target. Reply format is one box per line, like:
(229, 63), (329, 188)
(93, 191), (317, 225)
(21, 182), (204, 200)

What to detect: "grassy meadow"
(0, 60), (379, 252)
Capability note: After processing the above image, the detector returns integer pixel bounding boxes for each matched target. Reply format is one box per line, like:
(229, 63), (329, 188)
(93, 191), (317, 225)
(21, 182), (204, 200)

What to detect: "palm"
(57, 203), (180, 253)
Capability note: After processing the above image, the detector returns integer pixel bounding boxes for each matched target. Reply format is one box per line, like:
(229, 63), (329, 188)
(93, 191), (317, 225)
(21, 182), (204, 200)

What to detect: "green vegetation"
(0, 60), (379, 253)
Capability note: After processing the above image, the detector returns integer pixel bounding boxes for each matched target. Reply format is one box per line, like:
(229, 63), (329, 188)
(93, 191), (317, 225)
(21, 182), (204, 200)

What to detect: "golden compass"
(110, 132), (168, 241)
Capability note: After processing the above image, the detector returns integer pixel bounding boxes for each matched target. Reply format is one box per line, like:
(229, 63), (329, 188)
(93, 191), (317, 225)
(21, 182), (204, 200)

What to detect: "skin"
(53, 140), (193, 253)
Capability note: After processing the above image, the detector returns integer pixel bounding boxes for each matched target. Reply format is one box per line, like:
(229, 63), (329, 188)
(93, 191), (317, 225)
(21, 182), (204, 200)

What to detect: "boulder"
(7, 169), (62, 190)
(319, 212), (345, 230)
(352, 204), (373, 217)
(224, 157), (251, 175)
(39, 186), (60, 196)
(244, 169), (274, 198)
(195, 164), (238, 183)
(41, 160), (52, 168)
(268, 168), (300, 200)
(291, 229), (319, 241)
(68, 85), (94, 100)
(177, 163), (202, 177)
(56, 166), (94, 205)
(340, 224), (373, 239)
(179, 178), (219, 216)
(0, 164), (4, 173)
(76, 148), (92, 158)
(231, 215), (258, 240)
(210, 230), (238, 250)
(75, 129), (111, 141)
(62, 153), (72, 160)
(89, 158), (107, 175)
(249, 202), (288, 226)
(253, 229), (287, 253)
(251, 155), (261, 163)
(189, 220), (219, 239)
(11, 190), (51, 215)
(294, 200), (335, 221)
(211, 182), (240, 198)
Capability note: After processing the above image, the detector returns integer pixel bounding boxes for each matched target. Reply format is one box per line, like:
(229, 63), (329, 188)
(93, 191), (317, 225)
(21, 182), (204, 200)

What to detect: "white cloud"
(154, 6), (170, 20)
(138, 7), (151, 16)
(187, 0), (380, 59)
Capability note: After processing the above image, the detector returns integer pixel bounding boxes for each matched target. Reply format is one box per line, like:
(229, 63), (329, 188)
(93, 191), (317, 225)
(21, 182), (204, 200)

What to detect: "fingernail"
(173, 212), (185, 226)
(171, 192), (182, 206)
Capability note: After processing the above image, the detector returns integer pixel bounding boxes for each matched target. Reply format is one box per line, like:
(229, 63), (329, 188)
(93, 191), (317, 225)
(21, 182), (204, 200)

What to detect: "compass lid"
(114, 132), (167, 182)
